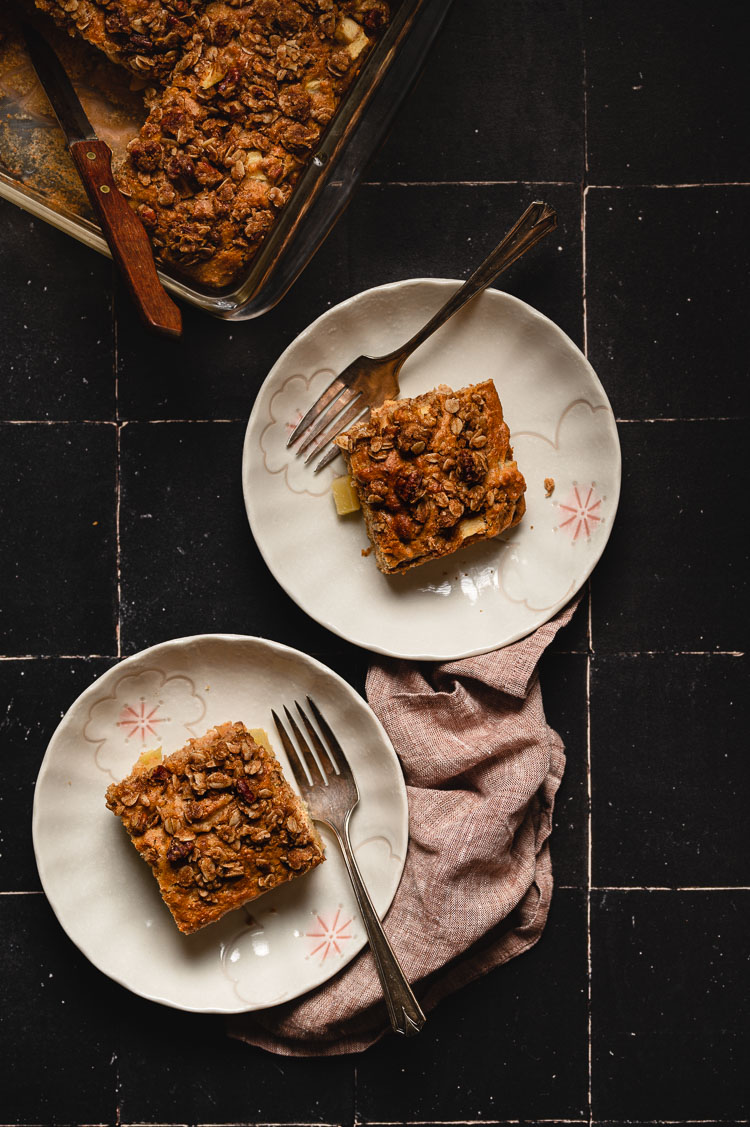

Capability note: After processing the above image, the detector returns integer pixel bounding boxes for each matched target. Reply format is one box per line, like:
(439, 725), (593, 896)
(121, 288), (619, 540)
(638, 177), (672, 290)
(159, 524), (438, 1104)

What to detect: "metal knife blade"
(21, 19), (97, 147)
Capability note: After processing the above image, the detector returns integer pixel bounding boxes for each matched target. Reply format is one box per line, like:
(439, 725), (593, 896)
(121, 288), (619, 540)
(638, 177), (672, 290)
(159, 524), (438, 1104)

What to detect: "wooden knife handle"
(70, 139), (182, 339)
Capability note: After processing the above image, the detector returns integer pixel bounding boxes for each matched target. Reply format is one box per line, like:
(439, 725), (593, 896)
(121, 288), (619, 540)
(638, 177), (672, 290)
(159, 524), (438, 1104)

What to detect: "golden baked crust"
(334, 381), (527, 574)
(105, 720), (324, 934)
(34, 0), (390, 288)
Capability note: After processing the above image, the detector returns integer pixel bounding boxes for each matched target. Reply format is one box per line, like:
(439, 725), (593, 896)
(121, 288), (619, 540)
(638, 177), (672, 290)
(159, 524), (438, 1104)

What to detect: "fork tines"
(272, 697), (342, 790)
(286, 375), (368, 472)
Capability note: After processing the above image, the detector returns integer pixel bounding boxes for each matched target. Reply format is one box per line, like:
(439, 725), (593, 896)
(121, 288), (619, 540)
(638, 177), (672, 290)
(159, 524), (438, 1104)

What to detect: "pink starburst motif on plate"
(117, 699), (166, 741)
(306, 908), (354, 964)
(558, 483), (603, 541)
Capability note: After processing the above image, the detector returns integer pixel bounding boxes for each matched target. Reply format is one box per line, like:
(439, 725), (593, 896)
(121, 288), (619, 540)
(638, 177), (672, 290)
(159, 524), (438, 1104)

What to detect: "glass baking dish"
(0, 0), (453, 320)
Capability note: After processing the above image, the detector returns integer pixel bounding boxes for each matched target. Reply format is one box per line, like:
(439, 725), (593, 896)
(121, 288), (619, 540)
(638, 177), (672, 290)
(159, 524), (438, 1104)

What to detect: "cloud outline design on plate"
(512, 396), (613, 453)
(497, 398), (615, 611)
(84, 667), (206, 780)
(259, 369), (340, 498)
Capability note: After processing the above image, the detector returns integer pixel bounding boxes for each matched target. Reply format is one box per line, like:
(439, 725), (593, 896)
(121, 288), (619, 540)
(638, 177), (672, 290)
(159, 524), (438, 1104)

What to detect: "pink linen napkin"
(228, 597), (580, 1055)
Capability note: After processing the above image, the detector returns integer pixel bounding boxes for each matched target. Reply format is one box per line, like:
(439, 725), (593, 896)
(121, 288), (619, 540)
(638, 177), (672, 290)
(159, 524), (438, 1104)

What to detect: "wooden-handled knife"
(21, 19), (182, 339)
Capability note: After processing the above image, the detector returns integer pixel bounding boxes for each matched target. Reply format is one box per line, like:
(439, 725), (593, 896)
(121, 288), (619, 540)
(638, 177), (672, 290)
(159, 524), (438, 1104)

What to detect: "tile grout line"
(584, 181), (750, 190)
(363, 179), (584, 187)
(110, 1121), (750, 1126)
(114, 286), (122, 661)
(353, 1063), (359, 1127)
(183, 1121), (750, 1126)
(5, 888), (748, 897)
(0, 419), (243, 425)
(586, 645), (593, 1127)
(361, 178), (750, 189)
(0, 650), (743, 661)
(582, 28), (593, 1106)
(116, 421), (123, 661)
(582, 183), (589, 364)
(585, 885), (750, 892)
(582, 43), (589, 183)
(113, 268), (123, 1127)
(6, 886), (750, 896)
(0, 654), (119, 661)
(2, 416), (744, 426)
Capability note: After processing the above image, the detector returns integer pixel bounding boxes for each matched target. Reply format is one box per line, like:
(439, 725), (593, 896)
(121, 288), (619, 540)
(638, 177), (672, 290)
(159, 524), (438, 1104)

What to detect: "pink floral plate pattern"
(32, 634), (408, 1013)
(243, 280), (621, 659)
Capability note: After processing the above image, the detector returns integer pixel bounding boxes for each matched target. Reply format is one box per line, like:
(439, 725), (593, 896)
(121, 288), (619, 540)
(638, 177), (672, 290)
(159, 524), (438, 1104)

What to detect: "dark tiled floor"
(590, 420), (746, 654)
(0, 658), (115, 891)
(0, 422), (118, 655)
(585, 0), (750, 185)
(368, 0), (585, 183)
(539, 652), (589, 886)
(591, 653), (750, 888)
(114, 221), (352, 423)
(1, 894), (120, 1124)
(355, 890), (589, 1122)
(591, 891), (750, 1119)
(0, 213), (115, 422)
(585, 186), (750, 420)
(347, 182), (584, 349)
(1, 0), (748, 1124)
(116, 997), (357, 1124)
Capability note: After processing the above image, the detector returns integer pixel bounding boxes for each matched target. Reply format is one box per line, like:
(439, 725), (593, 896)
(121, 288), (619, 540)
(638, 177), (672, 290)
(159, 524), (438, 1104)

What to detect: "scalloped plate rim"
(243, 279), (621, 660)
(32, 632), (408, 1014)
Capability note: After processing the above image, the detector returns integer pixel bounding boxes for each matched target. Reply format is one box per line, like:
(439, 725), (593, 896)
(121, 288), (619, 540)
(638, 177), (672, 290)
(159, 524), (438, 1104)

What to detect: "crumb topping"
(105, 720), (324, 933)
(334, 381), (526, 574)
(34, 0), (390, 287)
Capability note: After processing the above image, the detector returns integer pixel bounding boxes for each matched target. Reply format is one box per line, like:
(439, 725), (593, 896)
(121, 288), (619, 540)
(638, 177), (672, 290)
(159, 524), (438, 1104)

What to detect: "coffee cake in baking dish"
(105, 720), (325, 934)
(33, 0), (390, 287)
(334, 381), (527, 574)
(34, 0), (199, 78)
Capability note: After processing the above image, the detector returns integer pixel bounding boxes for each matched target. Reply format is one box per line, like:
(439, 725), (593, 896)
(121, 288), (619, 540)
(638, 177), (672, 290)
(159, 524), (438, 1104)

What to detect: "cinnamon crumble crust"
(105, 720), (324, 934)
(33, 0), (390, 287)
(334, 381), (527, 574)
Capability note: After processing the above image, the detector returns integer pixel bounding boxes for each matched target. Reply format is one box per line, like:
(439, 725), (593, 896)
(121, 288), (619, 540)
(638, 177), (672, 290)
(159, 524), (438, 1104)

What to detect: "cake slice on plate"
(334, 380), (526, 574)
(105, 720), (324, 934)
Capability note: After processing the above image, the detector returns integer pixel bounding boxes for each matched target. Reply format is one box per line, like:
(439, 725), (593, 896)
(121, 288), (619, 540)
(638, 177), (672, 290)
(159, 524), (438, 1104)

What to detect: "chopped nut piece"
(105, 722), (325, 934)
(544, 477), (556, 497)
(333, 381), (526, 574)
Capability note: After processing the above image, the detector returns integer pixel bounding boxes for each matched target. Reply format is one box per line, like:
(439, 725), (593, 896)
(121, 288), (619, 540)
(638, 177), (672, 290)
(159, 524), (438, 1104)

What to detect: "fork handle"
(385, 200), (557, 366)
(331, 820), (425, 1036)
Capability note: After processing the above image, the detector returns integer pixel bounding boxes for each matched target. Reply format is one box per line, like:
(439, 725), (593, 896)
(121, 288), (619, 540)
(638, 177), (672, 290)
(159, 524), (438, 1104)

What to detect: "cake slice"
(333, 380), (526, 574)
(105, 721), (324, 934)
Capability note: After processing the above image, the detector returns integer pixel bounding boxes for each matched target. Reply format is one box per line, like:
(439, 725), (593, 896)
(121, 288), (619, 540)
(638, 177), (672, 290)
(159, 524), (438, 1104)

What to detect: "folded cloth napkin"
(228, 597), (580, 1056)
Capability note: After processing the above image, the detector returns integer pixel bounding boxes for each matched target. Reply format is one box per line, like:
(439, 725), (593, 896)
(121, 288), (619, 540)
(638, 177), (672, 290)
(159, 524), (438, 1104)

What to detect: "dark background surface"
(1, 0), (748, 1123)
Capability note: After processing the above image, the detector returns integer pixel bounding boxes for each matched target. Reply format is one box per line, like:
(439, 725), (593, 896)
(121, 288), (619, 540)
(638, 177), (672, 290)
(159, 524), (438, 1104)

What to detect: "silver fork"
(287, 199), (557, 472)
(272, 697), (425, 1037)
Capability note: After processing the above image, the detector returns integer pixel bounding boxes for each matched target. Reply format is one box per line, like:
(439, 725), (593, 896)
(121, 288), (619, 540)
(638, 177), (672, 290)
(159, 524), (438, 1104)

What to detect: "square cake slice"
(105, 721), (324, 934)
(333, 380), (527, 574)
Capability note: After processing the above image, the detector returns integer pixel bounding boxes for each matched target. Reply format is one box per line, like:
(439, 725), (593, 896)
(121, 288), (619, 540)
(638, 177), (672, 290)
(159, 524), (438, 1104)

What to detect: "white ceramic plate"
(243, 280), (621, 660)
(32, 634), (408, 1014)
